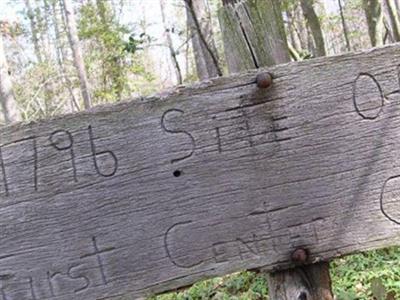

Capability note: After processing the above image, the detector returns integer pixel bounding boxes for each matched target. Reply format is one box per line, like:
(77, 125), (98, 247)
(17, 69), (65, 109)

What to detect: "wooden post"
(218, 1), (333, 299)
(266, 262), (333, 299)
(218, 0), (290, 73)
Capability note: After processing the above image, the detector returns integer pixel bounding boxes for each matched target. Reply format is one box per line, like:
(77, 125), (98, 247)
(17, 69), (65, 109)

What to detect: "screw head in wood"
(256, 72), (273, 89)
(291, 248), (308, 264)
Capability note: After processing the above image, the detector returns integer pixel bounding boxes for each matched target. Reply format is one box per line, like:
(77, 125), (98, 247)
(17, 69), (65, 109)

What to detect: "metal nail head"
(256, 72), (273, 89)
(291, 248), (308, 264)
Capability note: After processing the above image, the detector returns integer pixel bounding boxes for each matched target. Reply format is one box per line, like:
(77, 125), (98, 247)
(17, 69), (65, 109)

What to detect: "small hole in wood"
(173, 170), (182, 177)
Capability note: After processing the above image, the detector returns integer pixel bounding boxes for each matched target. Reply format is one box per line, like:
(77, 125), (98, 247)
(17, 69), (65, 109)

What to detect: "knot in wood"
(291, 248), (308, 264)
(256, 72), (273, 89)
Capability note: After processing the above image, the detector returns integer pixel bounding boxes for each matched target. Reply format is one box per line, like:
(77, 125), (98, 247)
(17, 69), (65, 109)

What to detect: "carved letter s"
(161, 109), (195, 164)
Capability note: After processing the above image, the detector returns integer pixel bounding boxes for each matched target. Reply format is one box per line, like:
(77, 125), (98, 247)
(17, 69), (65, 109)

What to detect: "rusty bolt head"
(256, 72), (273, 89)
(291, 248), (308, 264)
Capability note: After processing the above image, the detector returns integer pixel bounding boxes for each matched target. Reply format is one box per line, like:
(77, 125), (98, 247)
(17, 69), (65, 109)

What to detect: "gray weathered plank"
(1, 44), (400, 299)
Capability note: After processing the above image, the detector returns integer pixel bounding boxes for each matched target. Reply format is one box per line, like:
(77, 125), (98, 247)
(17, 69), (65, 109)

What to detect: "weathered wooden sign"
(1, 44), (400, 299)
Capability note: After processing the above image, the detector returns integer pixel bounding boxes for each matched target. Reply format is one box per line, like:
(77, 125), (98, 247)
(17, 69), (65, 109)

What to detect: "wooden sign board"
(1, 44), (400, 299)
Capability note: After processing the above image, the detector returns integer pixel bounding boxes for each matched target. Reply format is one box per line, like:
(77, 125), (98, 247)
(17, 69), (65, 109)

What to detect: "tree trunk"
(338, 0), (352, 51)
(218, 0), (290, 73)
(185, 0), (222, 80)
(286, 9), (302, 55)
(62, 0), (92, 109)
(363, 0), (384, 46)
(42, 0), (53, 59)
(24, 0), (43, 63)
(51, 0), (80, 112)
(218, 1), (333, 299)
(383, 15), (395, 43)
(0, 33), (21, 124)
(294, 3), (309, 52)
(385, 0), (400, 41)
(185, 22), (192, 78)
(299, 0), (327, 57)
(160, 0), (183, 84)
(306, 24), (317, 56)
(36, 0), (59, 116)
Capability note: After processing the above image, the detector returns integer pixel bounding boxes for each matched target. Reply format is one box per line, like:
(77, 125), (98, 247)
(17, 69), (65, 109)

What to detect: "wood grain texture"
(1, 44), (400, 299)
(218, 0), (290, 73)
(266, 262), (333, 300)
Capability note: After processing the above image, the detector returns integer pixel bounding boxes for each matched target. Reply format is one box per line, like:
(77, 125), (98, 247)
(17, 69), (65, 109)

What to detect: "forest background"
(0, 0), (399, 299)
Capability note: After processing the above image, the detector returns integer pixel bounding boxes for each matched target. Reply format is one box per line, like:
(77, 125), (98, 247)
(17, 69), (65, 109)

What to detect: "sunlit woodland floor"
(149, 247), (400, 300)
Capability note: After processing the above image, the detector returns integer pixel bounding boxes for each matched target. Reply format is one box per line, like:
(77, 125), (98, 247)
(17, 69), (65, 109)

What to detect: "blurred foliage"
(149, 272), (268, 300)
(78, 1), (152, 103)
(331, 247), (400, 300)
